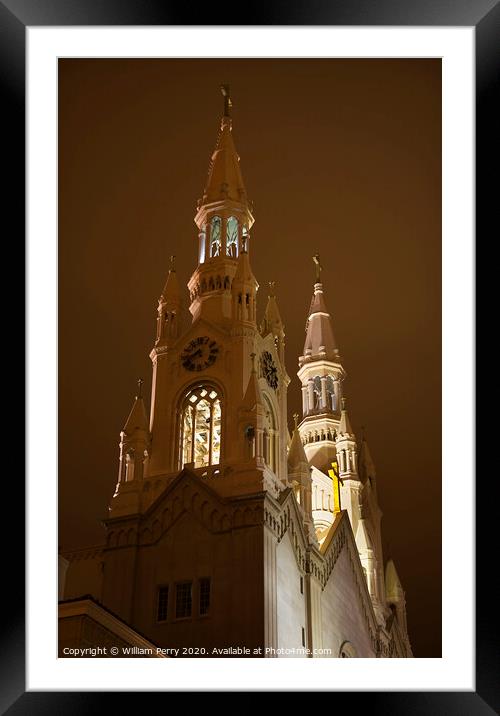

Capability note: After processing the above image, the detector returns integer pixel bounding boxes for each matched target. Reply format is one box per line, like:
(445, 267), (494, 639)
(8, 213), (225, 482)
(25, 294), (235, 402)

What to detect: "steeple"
(156, 255), (182, 345)
(198, 86), (249, 210)
(296, 256), (346, 472)
(302, 254), (339, 363)
(188, 87), (255, 325)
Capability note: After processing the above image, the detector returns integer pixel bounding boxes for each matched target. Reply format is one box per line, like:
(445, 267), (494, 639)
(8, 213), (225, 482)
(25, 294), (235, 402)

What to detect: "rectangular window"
(157, 586), (168, 622)
(300, 576), (304, 594)
(175, 581), (192, 619)
(302, 627), (306, 647)
(199, 577), (211, 616)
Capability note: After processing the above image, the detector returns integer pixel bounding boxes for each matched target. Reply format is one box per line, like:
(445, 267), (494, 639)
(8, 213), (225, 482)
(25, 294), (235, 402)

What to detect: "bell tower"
(297, 255), (346, 472)
(188, 85), (255, 326)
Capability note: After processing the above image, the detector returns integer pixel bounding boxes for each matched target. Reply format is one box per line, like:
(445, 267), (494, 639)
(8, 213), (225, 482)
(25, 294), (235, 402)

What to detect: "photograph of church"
(59, 60), (441, 658)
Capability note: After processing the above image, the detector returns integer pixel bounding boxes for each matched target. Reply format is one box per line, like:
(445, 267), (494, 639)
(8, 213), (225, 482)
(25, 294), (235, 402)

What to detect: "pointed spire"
(261, 282), (284, 338)
(355, 517), (373, 551)
(288, 415), (309, 469)
(232, 246), (257, 285)
(338, 396), (354, 437)
(385, 559), (403, 603)
(198, 88), (248, 209)
(160, 255), (181, 307)
(241, 352), (263, 411)
(302, 256), (339, 362)
(123, 379), (149, 435)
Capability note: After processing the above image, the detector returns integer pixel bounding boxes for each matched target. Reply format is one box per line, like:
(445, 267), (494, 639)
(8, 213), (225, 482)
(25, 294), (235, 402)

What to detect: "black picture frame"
(4, 0), (492, 711)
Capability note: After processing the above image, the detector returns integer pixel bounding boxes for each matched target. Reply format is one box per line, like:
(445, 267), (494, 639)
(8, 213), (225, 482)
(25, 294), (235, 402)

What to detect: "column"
(301, 385), (308, 415)
(320, 376), (328, 409)
(307, 378), (315, 413)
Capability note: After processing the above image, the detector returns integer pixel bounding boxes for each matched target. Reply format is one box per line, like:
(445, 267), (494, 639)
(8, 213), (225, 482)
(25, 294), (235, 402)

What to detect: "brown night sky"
(58, 58), (441, 658)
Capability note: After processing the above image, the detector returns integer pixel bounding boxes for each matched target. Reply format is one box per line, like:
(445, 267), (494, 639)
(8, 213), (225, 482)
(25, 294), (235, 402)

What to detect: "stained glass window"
(180, 385), (222, 468)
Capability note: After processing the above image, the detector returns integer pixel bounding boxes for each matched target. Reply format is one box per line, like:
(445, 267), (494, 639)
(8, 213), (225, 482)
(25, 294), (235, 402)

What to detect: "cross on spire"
(313, 253), (322, 282)
(137, 377), (143, 398)
(293, 412), (299, 429)
(169, 255), (176, 272)
(268, 280), (275, 297)
(221, 84), (232, 117)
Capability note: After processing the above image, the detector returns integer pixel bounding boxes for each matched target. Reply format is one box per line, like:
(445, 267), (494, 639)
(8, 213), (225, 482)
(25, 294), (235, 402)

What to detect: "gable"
(105, 469), (263, 550)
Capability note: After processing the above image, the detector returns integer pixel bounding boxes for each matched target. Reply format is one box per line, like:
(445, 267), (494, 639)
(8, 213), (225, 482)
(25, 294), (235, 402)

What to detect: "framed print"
(2, 0), (494, 711)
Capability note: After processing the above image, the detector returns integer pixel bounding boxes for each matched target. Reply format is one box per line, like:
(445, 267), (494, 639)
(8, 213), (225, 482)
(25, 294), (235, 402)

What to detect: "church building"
(60, 88), (412, 658)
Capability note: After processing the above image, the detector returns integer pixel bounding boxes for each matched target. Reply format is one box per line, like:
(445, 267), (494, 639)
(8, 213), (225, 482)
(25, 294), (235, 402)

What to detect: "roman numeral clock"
(181, 336), (219, 371)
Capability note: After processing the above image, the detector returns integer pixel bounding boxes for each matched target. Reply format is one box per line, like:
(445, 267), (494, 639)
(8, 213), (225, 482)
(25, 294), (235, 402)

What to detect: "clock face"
(261, 351), (278, 390)
(181, 336), (219, 372)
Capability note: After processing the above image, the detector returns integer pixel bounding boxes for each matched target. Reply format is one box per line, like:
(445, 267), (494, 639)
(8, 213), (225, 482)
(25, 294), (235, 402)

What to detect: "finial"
(268, 281), (275, 297)
(250, 352), (256, 371)
(293, 412), (299, 429)
(137, 377), (143, 398)
(221, 84), (232, 117)
(312, 253), (322, 282)
(169, 255), (176, 273)
(341, 396), (347, 411)
(241, 233), (248, 253)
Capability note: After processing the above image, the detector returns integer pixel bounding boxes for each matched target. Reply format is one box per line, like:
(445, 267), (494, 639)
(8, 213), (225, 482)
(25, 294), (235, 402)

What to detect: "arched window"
(180, 385), (222, 468)
(226, 216), (238, 257)
(210, 216), (222, 257)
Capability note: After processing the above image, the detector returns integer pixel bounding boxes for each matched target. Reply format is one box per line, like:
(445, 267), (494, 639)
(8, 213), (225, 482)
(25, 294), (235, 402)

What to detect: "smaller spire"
(385, 559), (404, 603)
(242, 352), (263, 412)
(338, 397), (354, 437)
(288, 419), (309, 470)
(261, 283), (284, 338)
(123, 380), (149, 435)
(160, 258), (181, 306)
